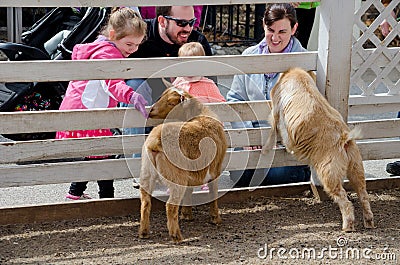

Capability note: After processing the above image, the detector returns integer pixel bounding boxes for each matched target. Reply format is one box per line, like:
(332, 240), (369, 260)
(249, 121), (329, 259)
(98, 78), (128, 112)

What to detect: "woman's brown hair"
(263, 3), (298, 28)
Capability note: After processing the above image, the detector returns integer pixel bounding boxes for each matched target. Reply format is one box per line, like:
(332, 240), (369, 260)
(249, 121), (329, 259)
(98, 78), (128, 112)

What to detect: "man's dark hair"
(156, 6), (172, 17)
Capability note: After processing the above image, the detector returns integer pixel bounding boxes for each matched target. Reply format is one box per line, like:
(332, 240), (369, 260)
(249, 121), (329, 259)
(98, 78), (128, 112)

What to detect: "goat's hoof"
(180, 213), (194, 221)
(342, 223), (355, 232)
(364, 219), (375, 229)
(285, 148), (294, 154)
(139, 231), (150, 239)
(210, 216), (222, 225)
(170, 233), (183, 243)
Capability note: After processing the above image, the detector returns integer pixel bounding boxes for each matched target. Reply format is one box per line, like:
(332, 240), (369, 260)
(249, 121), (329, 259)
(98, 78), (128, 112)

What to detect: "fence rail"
(1, 101), (399, 189)
(0, 53), (317, 82)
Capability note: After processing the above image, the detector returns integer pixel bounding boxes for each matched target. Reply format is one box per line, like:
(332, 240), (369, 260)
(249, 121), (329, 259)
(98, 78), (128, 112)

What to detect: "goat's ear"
(188, 98), (203, 119)
(307, 71), (317, 82)
(162, 78), (173, 88)
(169, 87), (186, 103)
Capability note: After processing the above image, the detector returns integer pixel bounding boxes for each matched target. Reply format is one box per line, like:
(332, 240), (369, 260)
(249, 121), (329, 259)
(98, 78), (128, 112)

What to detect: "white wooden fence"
(0, 0), (399, 224)
(350, 0), (400, 115)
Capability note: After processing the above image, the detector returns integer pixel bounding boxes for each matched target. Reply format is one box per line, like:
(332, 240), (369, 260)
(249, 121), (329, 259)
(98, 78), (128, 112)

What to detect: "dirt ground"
(1, 188), (399, 265)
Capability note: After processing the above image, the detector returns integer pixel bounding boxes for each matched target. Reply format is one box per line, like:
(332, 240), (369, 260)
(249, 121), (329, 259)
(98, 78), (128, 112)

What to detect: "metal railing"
(201, 4), (265, 44)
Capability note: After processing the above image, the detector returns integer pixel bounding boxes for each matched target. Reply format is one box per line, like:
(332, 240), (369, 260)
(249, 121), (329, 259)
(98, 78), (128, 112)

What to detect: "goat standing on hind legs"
(139, 87), (227, 243)
(262, 67), (374, 231)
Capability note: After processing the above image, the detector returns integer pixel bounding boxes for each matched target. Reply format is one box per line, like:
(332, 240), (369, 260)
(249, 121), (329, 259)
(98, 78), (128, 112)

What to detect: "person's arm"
(90, 45), (135, 103)
(227, 74), (254, 129)
(227, 74), (249, 103)
(105, 80), (134, 103)
(92, 45), (148, 116)
(105, 80), (147, 117)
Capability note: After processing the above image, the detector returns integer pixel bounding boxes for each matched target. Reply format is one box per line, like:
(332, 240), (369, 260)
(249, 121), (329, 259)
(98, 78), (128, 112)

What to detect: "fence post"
(311, 0), (355, 200)
(6, 7), (22, 43)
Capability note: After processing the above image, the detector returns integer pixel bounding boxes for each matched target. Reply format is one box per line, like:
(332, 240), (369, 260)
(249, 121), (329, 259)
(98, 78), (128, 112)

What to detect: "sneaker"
(65, 193), (92, 200)
(386, 161), (400, 176)
(133, 178), (140, 189)
(201, 184), (209, 191)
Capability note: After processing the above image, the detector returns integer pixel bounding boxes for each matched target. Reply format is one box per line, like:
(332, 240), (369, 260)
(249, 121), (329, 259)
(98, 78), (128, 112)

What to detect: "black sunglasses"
(163, 16), (197, 27)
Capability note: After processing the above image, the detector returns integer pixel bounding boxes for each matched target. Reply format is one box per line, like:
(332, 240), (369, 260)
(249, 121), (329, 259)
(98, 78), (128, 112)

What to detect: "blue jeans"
(123, 78), (153, 158)
(230, 166), (311, 187)
(229, 121), (311, 187)
(264, 165), (311, 185)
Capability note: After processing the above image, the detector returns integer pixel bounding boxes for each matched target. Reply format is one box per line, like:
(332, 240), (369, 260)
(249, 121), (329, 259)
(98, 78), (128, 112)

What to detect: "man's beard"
(165, 23), (191, 46)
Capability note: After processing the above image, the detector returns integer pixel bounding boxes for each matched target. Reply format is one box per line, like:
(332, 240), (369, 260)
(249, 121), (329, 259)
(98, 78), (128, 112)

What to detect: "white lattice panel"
(352, 0), (400, 100)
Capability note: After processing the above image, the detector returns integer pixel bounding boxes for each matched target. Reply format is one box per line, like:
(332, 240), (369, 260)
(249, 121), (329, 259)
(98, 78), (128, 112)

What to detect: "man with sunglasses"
(123, 6), (214, 164)
(126, 6), (212, 104)
(130, 6), (211, 59)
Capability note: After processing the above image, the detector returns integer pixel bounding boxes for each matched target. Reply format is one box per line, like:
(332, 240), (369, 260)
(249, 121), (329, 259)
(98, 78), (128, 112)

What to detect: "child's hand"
(130, 92), (148, 118)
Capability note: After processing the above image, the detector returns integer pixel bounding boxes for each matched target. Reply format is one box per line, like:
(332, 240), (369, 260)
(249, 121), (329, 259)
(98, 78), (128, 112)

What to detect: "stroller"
(0, 7), (109, 140)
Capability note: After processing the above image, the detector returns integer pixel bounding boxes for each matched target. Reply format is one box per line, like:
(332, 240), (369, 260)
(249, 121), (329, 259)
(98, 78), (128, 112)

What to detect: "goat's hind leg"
(138, 175), (156, 239)
(139, 147), (158, 239)
(315, 163), (355, 232)
(167, 184), (186, 243)
(346, 146), (374, 228)
(208, 180), (221, 225)
(180, 187), (194, 221)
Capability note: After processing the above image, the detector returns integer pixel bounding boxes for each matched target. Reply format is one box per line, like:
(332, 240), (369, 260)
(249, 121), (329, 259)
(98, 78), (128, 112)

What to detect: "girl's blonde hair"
(102, 7), (147, 40)
(178, 42), (205, 57)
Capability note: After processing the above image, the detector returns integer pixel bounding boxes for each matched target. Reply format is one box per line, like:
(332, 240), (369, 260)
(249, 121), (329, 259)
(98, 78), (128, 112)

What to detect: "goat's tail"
(347, 126), (363, 142)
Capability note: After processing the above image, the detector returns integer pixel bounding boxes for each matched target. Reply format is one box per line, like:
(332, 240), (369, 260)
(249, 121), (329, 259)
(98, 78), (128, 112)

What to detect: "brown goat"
(139, 87), (227, 243)
(262, 67), (374, 231)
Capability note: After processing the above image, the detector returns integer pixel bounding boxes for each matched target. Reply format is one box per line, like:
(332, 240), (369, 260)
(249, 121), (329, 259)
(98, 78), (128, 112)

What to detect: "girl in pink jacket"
(58, 8), (148, 200)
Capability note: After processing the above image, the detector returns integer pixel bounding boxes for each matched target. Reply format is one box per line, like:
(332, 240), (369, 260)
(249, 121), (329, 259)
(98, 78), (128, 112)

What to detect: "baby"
(172, 42), (226, 104)
(173, 42), (226, 190)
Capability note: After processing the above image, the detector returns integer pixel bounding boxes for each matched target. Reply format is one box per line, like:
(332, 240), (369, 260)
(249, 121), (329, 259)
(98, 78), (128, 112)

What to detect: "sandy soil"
(1, 188), (399, 265)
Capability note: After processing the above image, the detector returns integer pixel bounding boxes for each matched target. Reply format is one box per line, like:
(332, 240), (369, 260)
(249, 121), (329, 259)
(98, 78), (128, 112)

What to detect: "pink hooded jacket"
(56, 41), (135, 144)
(58, 41), (134, 111)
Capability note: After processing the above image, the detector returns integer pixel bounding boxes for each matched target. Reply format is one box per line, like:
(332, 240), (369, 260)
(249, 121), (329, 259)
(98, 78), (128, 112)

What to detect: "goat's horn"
(161, 77), (173, 88)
